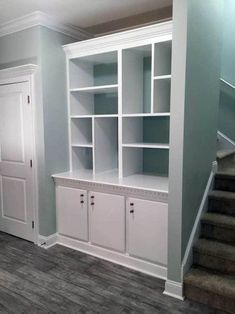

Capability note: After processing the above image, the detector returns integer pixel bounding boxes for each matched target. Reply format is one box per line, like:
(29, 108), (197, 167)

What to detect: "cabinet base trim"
(38, 233), (58, 249)
(57, 234), (167, 279)
(163, 280), (185, 300)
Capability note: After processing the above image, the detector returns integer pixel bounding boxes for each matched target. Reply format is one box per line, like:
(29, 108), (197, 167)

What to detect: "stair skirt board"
(217, 131), (235, 152)
(182, 169), (215, 277)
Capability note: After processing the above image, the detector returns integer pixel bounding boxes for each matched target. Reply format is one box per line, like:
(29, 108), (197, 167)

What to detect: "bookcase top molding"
(63, 21), (173, 58)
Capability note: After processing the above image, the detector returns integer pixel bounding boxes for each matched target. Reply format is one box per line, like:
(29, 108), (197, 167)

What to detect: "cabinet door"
(89, 192), (125, 252)
(56, 186), (88, 241)
(127, 198), (168, 265)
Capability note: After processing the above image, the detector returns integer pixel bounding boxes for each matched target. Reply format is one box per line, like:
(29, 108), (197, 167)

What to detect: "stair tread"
(194, 239), (235, 261)
(209, 190), (235, 200)
(202, 213), (235, 229)
(184, 267), (235, 299)
(216, 173), (235, 181)
(217, 149), (235, 160)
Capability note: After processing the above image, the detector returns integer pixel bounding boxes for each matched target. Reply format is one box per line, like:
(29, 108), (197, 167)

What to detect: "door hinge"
(30, 159), (33, 168)
(27, 95), (30, 104)
(32, 221), (35, 229)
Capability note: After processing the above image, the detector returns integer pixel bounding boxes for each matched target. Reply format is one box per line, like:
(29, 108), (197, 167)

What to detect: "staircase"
(184, 151), (235, 313)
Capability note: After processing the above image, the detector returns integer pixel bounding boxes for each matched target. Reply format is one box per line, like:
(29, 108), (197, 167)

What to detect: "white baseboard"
(38, 233), (58, 249)
(217, 131), (235, 151)
(181, 165), (216, 277)
(57, 234), (167, 280)
(163, 280), (185, 300)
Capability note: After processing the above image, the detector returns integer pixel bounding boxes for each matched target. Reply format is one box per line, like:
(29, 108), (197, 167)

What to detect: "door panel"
(0, 93), (24, 162)
(89, 192), (125, 252)
(0, 82), (34, 242)
(1, 176), (26, 222)
(57, 186), (88, 241)
(127, 198), (168, 265)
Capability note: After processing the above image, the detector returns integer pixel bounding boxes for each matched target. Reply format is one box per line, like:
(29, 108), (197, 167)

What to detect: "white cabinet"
(56, 186), (88, 241)
(89, 191), (125, 252)
(127, 197), (168, 265)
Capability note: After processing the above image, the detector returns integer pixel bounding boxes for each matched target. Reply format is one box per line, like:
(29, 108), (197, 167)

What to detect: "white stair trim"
(217, 131), (235, 151)
(220, 78), (235, 98)
(0, 11), (92, 40)
(181, 165), (216, 278)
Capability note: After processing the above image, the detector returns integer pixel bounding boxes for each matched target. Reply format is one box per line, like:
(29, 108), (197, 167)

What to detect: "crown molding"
(0, 11), (92, 40)
(0, 64), (37, 82)
(63, 21), (173, 58)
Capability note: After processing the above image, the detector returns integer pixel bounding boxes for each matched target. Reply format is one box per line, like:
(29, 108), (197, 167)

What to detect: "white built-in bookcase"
(66, 27), (172, 190)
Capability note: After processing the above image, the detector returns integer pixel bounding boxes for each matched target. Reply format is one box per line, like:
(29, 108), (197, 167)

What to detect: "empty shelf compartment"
(69, 51), (118, 89)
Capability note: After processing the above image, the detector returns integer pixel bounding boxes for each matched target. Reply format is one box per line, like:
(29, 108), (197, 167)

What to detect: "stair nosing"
(193, 239), (235, 262)
(184, 267), (235, 299)
(201, 213), (235, 230)
(209, 190), (235, 200)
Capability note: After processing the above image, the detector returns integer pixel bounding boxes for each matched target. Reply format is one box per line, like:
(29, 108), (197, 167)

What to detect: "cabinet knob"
(130, 203), (134, 206)
(80, 194), (84, 197)
(130, 209), (134, 214)
(80, 200), (84, 204)
(91, 202), (95, 206)
(91, 196), (94, 199)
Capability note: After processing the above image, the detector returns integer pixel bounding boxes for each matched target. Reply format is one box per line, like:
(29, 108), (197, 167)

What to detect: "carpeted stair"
(184, 158), (235, 313)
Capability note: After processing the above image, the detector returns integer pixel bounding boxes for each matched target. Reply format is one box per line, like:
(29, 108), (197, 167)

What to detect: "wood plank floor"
(0, 232), (220, 314)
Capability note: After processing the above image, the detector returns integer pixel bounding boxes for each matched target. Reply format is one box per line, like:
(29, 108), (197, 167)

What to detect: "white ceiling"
(0, 0), (172, 28)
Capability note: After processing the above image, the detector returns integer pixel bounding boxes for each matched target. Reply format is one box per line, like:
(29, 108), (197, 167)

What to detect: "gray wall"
(218, 0), (235, 142)
(168, 0), (223, 282)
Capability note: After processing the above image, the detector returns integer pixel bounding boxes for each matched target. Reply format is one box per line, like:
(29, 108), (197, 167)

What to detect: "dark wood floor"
(0, 232), (219, 314)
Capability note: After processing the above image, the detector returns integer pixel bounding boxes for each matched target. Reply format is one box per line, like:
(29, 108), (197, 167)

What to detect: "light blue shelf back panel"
(143, 116), (170, 143)
(143, 149), (169, 176)
(94, 63), (117, 86)
(94, 93), (118, 115)
(143, 56), (152, 113)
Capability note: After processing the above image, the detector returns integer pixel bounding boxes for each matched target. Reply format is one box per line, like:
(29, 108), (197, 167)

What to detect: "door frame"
(0, 64), (39, 244)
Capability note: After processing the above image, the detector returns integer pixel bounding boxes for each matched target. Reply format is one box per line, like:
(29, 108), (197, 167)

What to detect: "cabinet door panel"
(89, 192), (125, 252)
(57, 186), (88, 241)
(127, 198), (168, 265)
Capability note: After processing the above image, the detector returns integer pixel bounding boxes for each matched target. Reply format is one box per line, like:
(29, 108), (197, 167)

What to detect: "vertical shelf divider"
(151, 43), (155, 114)
(92, 116), (95, 175)
(118, 49), (123, 178)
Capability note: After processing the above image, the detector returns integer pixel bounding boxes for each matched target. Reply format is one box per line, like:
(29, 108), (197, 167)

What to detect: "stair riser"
(218, 154), (235, 172)
(208, 198), (235, 216)
(201, 223), (235, 245)
(193, 251), (235, 274)
(184, 284), (235, 314)
(215, 178), (235, 193)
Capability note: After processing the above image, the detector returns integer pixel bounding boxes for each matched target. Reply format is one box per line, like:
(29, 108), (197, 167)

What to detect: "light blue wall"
(38, 26), (75, 236)
(221, 0), (235, 86)
(168, 0), (223, 282)
(0, 27), (40, 68)
(219, 0), (235, 142)
(0, 26), (75, 237)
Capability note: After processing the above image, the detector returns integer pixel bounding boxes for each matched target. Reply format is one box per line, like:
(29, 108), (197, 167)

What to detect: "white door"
(127, 198), (168, 265)
(57, 186), (88, 241)
(89, 191), (125, 252)
(0, 82), (35, 242)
